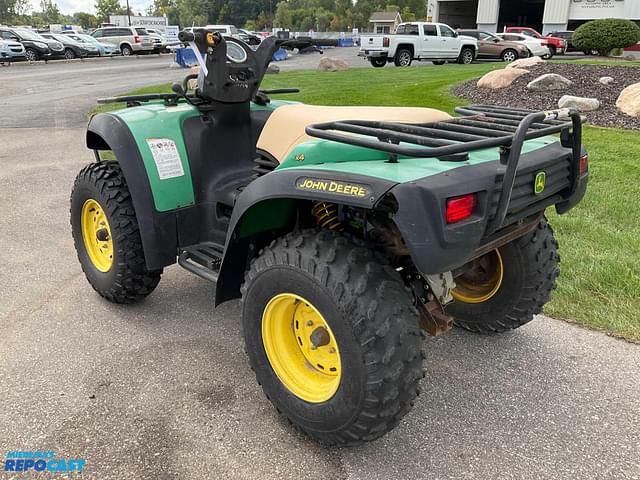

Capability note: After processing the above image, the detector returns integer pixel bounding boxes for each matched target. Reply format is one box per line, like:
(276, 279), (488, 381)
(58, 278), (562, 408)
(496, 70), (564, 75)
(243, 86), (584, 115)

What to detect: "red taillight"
(383, 37), (389, 48)
(446, 194), (477, 224)
(134, 35), (141, 44)
(579, 154), (589, 175)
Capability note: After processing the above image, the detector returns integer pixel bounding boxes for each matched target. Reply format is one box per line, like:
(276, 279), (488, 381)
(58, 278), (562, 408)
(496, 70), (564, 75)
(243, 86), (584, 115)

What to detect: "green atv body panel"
(107, 98), (556, 212)
(108, 99), (297, 212)
(110, 103), (199, 212)
(276, 137), (558, 183)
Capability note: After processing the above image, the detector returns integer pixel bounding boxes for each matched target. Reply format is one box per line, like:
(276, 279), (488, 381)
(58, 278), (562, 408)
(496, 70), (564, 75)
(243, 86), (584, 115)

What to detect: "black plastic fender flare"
(214, 168), (397, 305)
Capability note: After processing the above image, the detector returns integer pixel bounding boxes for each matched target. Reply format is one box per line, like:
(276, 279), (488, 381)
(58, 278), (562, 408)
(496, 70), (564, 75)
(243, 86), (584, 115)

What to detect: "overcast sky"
(29, 0), (152, 15)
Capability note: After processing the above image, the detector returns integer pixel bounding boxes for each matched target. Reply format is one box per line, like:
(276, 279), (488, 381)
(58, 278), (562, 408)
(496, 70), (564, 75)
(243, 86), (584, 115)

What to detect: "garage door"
(438, 0), (479, 29)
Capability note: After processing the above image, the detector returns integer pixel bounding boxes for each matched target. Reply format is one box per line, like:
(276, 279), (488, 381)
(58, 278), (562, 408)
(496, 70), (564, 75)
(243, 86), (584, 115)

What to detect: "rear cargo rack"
(306, 105), (584, 235)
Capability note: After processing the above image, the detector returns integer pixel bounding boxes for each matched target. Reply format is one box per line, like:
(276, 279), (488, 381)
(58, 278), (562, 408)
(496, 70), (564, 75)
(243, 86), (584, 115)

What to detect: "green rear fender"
(214, 167), (398, 305)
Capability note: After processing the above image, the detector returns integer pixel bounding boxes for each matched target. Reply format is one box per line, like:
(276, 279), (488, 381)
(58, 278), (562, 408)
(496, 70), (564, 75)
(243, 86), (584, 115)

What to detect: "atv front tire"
(241, 230), (424, 446)
(70, 161), (162, 303)
(448, 217), (559, 333)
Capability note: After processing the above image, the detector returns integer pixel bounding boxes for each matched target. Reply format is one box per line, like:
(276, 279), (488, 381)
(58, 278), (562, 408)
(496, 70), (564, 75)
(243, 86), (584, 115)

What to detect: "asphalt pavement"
(1, 53), (639, 480)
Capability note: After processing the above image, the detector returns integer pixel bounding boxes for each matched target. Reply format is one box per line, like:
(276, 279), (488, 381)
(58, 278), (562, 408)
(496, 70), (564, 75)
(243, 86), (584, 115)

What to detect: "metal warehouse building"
(428, 0), (640, 34)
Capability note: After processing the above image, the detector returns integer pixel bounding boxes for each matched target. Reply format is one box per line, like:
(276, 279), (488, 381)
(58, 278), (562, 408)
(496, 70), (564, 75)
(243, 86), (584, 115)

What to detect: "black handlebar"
(178, 31), (195, 42)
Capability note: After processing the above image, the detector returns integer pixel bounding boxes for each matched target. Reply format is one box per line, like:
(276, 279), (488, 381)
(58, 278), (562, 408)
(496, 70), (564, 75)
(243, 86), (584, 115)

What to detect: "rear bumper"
(360, 49), (388, 58)
(389, 142), (587, 274)
(132, 44), (155, 51)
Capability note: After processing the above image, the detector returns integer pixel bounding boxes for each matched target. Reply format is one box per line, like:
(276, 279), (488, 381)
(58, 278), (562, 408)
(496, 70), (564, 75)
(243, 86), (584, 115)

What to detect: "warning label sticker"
(146, 138), (185, 180)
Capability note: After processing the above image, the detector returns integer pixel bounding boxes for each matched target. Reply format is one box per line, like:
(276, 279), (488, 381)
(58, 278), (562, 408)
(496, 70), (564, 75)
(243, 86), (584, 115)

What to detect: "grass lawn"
(93, 62), (640, 341)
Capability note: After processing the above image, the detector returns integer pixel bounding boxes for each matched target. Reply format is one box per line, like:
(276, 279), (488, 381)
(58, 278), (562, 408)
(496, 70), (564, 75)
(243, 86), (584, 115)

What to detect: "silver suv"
(91, 26), (154, 56)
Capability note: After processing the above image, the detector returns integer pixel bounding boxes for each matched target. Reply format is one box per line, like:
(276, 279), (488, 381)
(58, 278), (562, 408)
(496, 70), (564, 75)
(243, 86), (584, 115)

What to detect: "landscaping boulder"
(477, 68), (529, 90)
(599, 76), (615, 85)
(527, 73), (573, 91)
(507, 56), (545, 69)
(266, 64), (280, 74)
(616, 82), (640, 117)
(558, 95), (600, 112)
(318, 57), (348, 72)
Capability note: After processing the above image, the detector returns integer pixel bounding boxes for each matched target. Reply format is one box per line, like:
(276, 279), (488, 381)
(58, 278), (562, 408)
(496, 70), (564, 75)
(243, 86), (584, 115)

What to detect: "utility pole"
(126, 0), (131, 26)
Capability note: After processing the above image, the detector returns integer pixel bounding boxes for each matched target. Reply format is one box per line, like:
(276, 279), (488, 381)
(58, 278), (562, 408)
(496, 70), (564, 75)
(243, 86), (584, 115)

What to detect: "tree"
(0, 0), (29, 24)
(95, 0), (124, 23)
(73, 11), (99, 28)
(573, 18), (640, 56)
(40, 0), (61, 24)
(400, 6), (415, 22)
(148, 0), (180, 25)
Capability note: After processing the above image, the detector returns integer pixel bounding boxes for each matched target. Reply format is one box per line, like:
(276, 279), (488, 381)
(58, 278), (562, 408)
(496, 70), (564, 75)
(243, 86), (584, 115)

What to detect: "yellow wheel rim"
(452, 249), (504, 304)
(81, 198), (113, 272)
(262, 293), (341, 403)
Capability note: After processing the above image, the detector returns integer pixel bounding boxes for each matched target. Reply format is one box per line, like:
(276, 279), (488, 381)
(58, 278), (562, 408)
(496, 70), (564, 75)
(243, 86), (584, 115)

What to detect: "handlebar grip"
(178, 31), (195, 42)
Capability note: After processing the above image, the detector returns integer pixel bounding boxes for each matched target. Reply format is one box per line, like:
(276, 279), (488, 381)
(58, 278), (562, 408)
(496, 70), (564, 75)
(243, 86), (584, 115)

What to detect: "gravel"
(453, 63), (640, 130)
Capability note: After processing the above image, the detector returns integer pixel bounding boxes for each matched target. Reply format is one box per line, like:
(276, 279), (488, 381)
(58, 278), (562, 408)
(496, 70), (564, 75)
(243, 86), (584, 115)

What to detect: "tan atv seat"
(256, 104), (453, 162)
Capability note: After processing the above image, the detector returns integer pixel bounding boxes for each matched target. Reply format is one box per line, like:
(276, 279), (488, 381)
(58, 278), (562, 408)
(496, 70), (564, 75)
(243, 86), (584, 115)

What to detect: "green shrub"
(573, 18), (640, 56)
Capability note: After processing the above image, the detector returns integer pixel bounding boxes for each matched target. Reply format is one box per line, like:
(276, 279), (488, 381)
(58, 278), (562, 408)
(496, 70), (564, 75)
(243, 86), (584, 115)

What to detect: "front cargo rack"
(305, 104), (584, 235)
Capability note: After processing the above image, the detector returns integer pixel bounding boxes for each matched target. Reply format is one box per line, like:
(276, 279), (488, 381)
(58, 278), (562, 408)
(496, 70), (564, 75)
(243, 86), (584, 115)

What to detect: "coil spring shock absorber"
(312, 202), (343, 231)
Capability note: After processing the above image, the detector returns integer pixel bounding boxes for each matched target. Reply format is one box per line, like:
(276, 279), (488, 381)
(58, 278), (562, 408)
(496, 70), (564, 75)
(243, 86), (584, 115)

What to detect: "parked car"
(457, 29), (529, 61)
(205, 24), (240, 37)
(237, 28), (262, 45)
(495, 32), (550, 58)
(134, 27), (164, 53)
(547, 30), (590, 54)
(548, 30), (575, 51)
(41, 32), (96, 58)
(359, 22), (478, 67)
(0, 27), (63, 60)
(67, 33), (117, 56)
(504, 27), (565, 58)
(0, 38), (25, 61)
(90, 26), (154, 56)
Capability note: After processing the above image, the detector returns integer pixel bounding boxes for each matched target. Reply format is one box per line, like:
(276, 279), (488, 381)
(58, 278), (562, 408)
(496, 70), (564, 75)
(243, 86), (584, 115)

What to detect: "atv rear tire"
(448, 217), (559, 333)
(70, 161), (162, 303)
(241, 230), (423, 446)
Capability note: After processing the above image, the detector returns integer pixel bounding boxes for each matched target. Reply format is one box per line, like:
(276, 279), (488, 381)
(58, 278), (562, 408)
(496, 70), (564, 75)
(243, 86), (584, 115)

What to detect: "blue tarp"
(272, 47), (287, 61)
(337, 38), (354, 47)
(175, 48), (198, 68)
(175, 46), (289, 68)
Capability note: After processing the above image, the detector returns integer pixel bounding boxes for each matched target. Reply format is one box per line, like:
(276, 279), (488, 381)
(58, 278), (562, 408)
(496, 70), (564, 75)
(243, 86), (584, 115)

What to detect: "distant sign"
(165, 25), (179, 43)
(569, 0), (625, 20)
(109, 15), (168, 31)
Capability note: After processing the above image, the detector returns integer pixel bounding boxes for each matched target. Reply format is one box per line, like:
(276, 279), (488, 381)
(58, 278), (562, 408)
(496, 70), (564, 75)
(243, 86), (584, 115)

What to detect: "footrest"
(178, 242), (224, 283)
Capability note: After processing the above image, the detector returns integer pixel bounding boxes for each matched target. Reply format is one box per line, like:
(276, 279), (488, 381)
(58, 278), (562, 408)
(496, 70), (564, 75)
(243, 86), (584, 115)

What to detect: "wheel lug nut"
(328, 347), (336, 354)
(306, 320), (313, 326)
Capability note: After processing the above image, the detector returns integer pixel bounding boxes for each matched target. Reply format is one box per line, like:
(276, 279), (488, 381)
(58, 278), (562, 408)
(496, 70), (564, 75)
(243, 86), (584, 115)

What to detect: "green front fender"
(109, 103), (200, 212)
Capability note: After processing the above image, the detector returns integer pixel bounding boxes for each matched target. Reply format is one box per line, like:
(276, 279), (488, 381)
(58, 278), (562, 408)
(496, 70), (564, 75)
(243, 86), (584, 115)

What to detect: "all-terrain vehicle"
(70, 29), (588, 446)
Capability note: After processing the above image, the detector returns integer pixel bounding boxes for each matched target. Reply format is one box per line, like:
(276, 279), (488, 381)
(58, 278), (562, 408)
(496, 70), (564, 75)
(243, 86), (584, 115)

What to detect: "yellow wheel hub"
(452, 249), (504, 304)
(262, 293), (341, 403)
(81, 198), (113, 272)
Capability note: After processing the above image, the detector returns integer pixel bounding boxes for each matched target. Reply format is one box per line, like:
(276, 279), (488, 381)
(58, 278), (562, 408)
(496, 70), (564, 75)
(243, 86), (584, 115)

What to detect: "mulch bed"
(453, 63), (640, 130)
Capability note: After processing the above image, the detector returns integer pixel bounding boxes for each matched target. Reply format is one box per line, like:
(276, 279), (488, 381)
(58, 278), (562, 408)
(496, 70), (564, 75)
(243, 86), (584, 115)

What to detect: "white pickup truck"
(359, 22), (478, 67)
